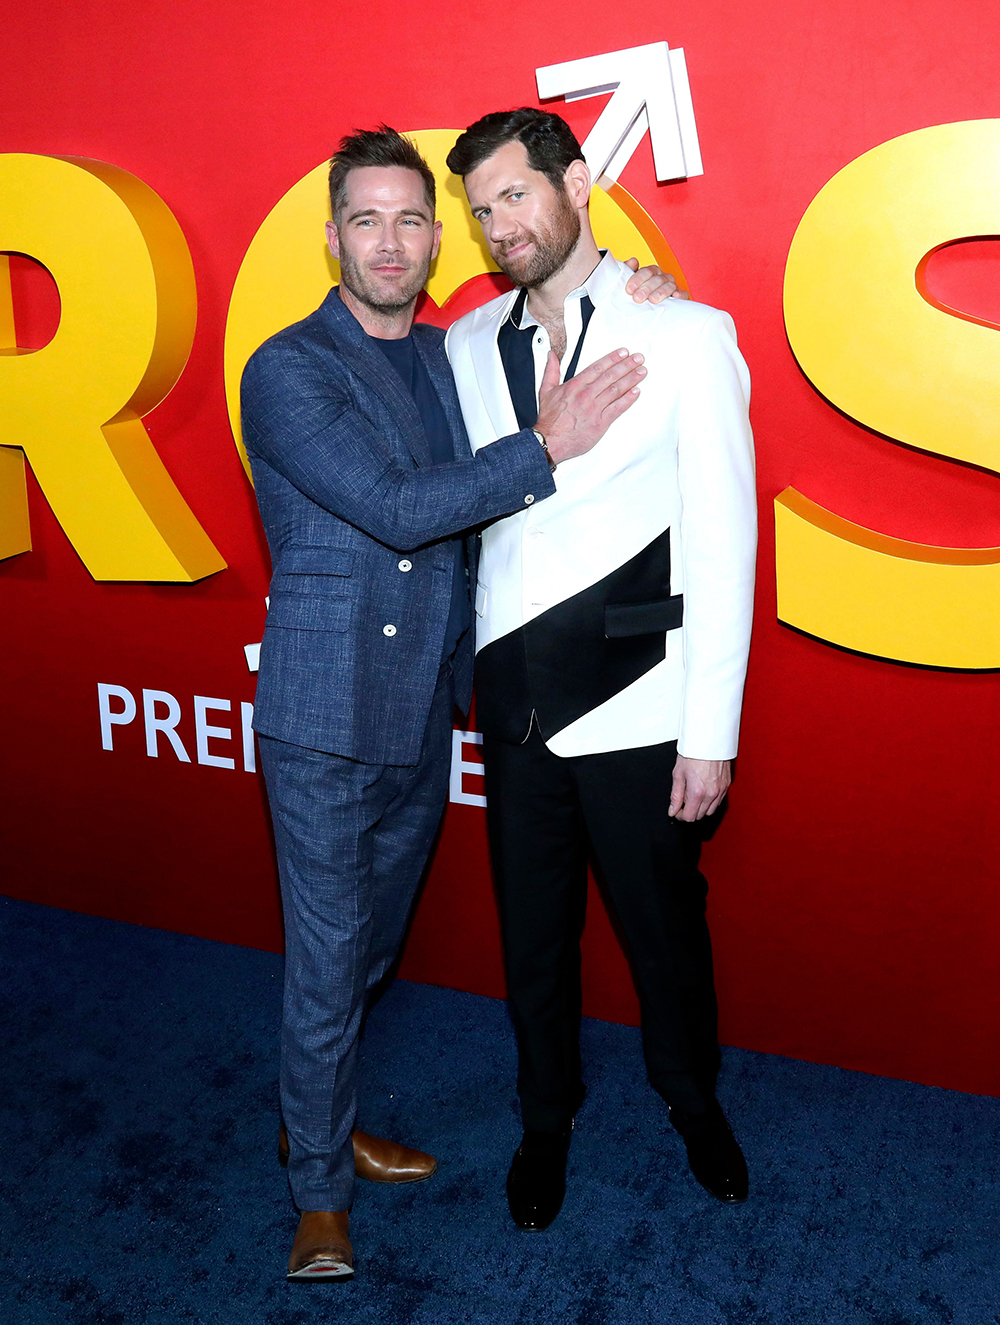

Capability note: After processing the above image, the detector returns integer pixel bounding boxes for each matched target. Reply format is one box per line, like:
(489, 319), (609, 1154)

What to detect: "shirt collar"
(504, 249), (617, 330)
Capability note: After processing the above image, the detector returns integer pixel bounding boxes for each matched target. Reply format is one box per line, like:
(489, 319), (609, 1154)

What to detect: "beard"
(491, 189), (581, 289)
(336, 246), (431, 313)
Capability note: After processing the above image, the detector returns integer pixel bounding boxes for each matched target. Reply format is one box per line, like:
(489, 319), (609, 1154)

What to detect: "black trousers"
(483, 727), (721, 1131)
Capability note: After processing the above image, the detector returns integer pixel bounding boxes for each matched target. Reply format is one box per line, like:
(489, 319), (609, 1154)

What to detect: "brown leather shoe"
(278, 1125), (437, 1184)
(286, 1210), (353, 1280)
(352, 1129), (437, 1183)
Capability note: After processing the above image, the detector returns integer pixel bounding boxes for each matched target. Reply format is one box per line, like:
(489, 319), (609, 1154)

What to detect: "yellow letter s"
(780, 120), (1000, 668)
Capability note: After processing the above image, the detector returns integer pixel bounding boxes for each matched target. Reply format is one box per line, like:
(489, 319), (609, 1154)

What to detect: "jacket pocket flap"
(277, 546), (355, 576)
(605, 595), (684, 638)
(266, 594), (353, 632)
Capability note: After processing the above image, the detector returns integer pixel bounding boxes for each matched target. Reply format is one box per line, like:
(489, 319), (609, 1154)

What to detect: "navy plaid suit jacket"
(241, 288), (553, 765)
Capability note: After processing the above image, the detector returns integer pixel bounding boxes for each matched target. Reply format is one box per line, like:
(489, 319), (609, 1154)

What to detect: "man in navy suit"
(240, 126), (656, 1279)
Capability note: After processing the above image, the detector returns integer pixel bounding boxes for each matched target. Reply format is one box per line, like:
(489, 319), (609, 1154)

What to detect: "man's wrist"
(532, 428), (557, 472)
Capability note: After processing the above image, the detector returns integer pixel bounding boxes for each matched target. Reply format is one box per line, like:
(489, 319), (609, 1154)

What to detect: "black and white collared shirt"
(496, 283), (597, 431)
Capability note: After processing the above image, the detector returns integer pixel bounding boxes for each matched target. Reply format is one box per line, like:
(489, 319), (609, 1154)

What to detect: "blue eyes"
(355, 218), (421, 228)
(476, 193), (526, 221)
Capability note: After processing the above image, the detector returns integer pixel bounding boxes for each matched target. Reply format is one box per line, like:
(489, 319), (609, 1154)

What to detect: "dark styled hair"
(446, 108), (584, 189)
(328, 125), (436, 221)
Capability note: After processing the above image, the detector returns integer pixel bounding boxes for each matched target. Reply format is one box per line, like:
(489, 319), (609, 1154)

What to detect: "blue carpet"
(1, 895), (998, 1324)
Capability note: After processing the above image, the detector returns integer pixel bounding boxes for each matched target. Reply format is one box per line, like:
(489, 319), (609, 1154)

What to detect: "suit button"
(524, 494), (535, 505)
(398, 559), (412, 572)
(383, 624), (397, 637)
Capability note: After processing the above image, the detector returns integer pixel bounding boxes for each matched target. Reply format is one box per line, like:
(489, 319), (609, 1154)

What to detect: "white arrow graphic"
(536, 42), (702, 185)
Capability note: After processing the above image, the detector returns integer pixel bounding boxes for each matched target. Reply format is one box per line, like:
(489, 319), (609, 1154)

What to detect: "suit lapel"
(469, 293), (521, 441)
(317, 289), (432, 468)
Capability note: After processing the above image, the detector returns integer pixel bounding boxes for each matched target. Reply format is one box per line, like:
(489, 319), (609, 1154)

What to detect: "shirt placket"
(521, 320), (546, 619)
(521, 291), (586, 619)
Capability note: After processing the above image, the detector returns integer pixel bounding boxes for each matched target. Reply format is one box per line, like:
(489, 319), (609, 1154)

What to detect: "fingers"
(538, 349), (561, 401)
(573, 347), (636, 385)
(599, 387), (642, 425)
(595, 376), (644, 422)
(624, 264), (681, 304)
(647, 274), (679, 304)
(569, 350), (646, 417)
(675, 783), (729, 822)
(626, 268), (657, 302)
(636, 269), (678, 304)
(668, 765), (685, 818)
(539, 348), (646, 453)
(673, 792), (701, 822)
(669, 760), (731, 821)
(592, 358), (646, 415)
(623, 256), (640, 274)
(674, 791), (707, 822)
(670, 772), (713, 819)
(583, 351), (647, 398)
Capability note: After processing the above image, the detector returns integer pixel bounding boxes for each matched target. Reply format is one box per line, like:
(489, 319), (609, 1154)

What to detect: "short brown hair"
(328, 125), (436, 221)
(446, 108), (584, 190)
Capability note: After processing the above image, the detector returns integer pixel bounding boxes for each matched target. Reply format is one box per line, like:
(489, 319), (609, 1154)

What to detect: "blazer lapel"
(470, 291), (521, 441)
(317, 289), (432, 468)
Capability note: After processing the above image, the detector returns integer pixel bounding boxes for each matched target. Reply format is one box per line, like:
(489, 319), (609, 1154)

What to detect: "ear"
(325, 219), (341, 260)
(431, 218), (443, 262)
(563, 158), (593, 210)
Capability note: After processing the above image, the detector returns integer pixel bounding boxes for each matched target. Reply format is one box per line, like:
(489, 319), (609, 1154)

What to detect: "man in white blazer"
(445, 109), (757, 1229)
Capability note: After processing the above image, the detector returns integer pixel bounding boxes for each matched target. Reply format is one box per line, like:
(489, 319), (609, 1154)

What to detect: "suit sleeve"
(675, 309), (757, 760)
(241, 338), (554, 553)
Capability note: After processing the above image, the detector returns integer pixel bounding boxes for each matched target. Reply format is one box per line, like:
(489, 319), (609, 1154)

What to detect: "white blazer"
(446, 253), (757, 760)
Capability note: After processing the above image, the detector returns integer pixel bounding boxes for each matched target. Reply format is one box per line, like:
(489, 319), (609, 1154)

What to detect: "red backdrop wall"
(2, 0), (999, 1096)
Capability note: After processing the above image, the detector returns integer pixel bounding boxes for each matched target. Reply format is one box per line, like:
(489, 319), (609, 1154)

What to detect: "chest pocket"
(268, 546), (356, 631)
(271, 546), (356, 595)
(275, 546), (355, 577)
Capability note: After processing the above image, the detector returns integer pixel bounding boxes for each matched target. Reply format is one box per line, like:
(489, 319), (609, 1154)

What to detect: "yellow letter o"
(224, 129), (685, 479)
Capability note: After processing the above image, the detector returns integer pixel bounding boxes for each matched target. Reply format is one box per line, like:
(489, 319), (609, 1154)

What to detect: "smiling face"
(325, 165), (442, 316)
(464, 140), (582, 289)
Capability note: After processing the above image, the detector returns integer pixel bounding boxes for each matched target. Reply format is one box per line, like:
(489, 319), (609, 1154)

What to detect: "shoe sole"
(362, 1162), (438, 1184)
(692, 1176), (749, 1203)
(287, 1260), (354, 1281)
(279, 1148), (437, 1184)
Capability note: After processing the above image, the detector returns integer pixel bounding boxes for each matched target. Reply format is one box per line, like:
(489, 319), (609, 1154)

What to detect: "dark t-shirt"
(369, 332), (470, 660)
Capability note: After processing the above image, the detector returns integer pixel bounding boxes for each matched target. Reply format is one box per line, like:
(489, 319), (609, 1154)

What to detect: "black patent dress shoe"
(673, 1102), (749, 1203)
(506, 1128), (572, 1230)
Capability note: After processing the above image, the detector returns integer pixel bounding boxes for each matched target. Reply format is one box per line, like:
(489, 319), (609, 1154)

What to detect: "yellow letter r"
(0, 154), (225, 581)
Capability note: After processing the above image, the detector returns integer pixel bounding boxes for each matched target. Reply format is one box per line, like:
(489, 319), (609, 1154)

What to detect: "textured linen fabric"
(239, 287), (555, 1211)
(241, 286), (554, 767)
(258, 665), (454, 1211)
(368, 331), (469, 661)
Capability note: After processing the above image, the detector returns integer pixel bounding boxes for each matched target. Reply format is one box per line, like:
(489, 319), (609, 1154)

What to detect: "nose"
(486, 208), (517, 245)
(377, 223), (404, 255)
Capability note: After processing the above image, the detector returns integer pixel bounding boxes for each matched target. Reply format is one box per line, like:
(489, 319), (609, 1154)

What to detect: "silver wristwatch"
(532, 428), (557, 473)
